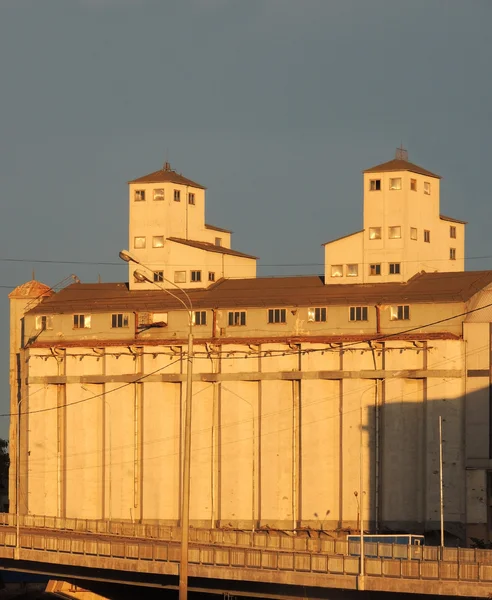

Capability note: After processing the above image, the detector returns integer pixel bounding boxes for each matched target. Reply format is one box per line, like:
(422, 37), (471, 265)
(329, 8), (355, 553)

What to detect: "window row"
(34, 304), (413, 331)
(331, 263), (402, 277)
(368, 226), (431, 242)
(134, 189), (196, 204)
(139, 270), (216, 284)
(134, 236), (222, 250)
(369, 178), (431, 194)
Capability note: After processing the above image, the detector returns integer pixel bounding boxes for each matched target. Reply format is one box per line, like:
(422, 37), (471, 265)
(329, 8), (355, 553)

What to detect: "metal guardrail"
(1, 513), (491, 565)
(0, 528), (492, 585)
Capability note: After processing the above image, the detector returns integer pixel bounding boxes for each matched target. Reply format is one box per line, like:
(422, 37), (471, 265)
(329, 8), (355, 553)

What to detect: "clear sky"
(0, 0), (491, 437)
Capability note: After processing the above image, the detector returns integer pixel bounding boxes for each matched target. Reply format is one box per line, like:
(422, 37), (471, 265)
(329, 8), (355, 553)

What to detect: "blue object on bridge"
(347, 534), (425, 557)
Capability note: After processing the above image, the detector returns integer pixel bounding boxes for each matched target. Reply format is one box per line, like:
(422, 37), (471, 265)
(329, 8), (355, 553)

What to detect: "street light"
(15, 396), (22, 560)
(119, 250), (194, 600)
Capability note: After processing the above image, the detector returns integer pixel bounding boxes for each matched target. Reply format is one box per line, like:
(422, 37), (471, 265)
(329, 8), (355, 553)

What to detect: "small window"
(424, 182), (431, 195)
(450, 226), (456, 239)
(228, 311), (246, 326)
(208, 272), (215, 282)
(369, 227), (381, 240)
(331, 265), (343, 277)
(410, 227), (418, 240)
(174, 189), (181, 202)
(174, 271), (186, 283)
(307, 307), (327, 322)
(215, 237), (222, 246)
(191, 270), (202, 282)
(450, 248), (456, 260)
(134, 236), (146, 249)
(346, 264), (358, 277)
(390, 305), (410, 321)
(111, 313), (129, 328)
(152, 236), (164, 248)
(35, 315), (53, 330)
(268, 308), (286, 324)
(193, 311), (207, 326)
(369, 263), (381, 276)
(349, 306), (368, 322)
(370, 179), (381, 191)
(153, 271), (164, 282)
(424, 230), (431, 243)
(410, 179), (417, 191)
(153, 188), (164, 201)
(134, 190), (145, 202)
(73, 314), (91, 329)
(389, 177), (401, 190)
(388, 226), (401, 239)
(188, 193), (195, 205)
(389, 263), (401, 275)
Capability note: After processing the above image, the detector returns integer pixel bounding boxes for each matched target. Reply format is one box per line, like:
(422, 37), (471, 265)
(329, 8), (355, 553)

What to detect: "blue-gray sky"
(0, 0), (491, 436)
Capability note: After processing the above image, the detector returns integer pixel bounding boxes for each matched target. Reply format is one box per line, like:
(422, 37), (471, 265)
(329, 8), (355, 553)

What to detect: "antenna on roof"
(32, 268), (35, 280)
(395, 144), (408, 161)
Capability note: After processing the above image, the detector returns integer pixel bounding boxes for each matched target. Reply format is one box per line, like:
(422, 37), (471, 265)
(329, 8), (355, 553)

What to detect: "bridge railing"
(1, 513), (491, 565)
(2, 526), (492, 585)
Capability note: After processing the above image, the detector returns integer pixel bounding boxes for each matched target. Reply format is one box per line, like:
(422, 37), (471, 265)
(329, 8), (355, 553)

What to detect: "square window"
(331, 264), (343, 277)
(174, 189), (181, 202)
(390, 305), (410, 321)
(388, 226), (401, 239)
(410, 227), (418, 240)
(35, 315), (53, 330)
(450, 226), (456, 239)
(134, 190), (145, 202)
(191, 270), (202, 282)
(111, 313), (129, 328)
(193, 311), (207, 326)
(424, 182), (431, 195)
(153, 188), (164, 201)
(174, 271), (186, 283)
(153, 271), (164, 282)
(134, 236), (146, 249)
(410, 179), (417, 191)
(308, 307), (327, 322)
(370, 179), (381, 191)
(369, 227), (381, 240)
(215, 237), (222, 246)
(424, 230), (431, 243)
(349, 306), (368, 322)
(369, 264), (381, 276)
(268, 308), (286, 324)
(389, 263), (401, 275)
(208, 271), (215, 282)
(228, 311), (247, 326)
(152, 236), (164, 248)
(450, 247), (456, 260)
(73, 314), (91, 329)
(389, 177), (401, 190)
(188, 193), (195, 205)
(346, 264), (358, 277)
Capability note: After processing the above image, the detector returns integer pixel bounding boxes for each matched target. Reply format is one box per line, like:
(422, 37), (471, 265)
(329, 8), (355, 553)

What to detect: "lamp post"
(119, 251), (193, 600)
(15, 395), (22, 560)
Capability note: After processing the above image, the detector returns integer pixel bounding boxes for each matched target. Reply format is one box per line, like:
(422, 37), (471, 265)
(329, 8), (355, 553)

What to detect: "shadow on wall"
(362, 384), (488, 547)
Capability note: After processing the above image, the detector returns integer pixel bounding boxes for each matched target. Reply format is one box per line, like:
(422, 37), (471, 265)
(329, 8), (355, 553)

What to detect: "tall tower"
(127, 162), (257, 290)
(324, 149), (466, 284)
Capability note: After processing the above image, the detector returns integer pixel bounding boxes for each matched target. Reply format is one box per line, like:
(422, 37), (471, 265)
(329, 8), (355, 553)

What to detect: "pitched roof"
(205, 223), (233, 234)
(167, 237), (257, 259)
(440, 214), (467, 225)
(128, 163), (205, 189)
(363, 158), (441, 179)
(27, 270), (492, 315)
(323, 230), (363, 246)
(9, 280), (53, 300)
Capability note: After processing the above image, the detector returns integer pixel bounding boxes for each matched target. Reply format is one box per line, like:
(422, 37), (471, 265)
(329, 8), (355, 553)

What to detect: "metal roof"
(26, 270), (492, 315)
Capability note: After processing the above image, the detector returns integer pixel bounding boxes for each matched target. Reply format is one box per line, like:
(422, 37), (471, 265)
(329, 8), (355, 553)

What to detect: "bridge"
(0, 514), (491, 598)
